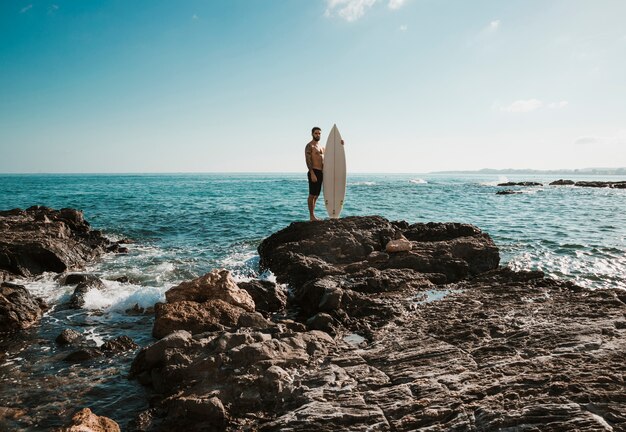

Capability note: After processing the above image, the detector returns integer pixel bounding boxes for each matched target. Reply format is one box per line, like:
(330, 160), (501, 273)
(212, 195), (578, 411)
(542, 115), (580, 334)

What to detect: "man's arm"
(304, 143), (318, 182)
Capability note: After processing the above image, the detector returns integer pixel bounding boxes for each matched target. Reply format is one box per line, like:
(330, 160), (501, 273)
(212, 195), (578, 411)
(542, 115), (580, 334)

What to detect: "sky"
(1, 0), (625, 173)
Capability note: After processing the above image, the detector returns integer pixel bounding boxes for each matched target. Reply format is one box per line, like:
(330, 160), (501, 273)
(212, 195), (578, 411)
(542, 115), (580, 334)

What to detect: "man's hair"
(311, 127), (321, 134)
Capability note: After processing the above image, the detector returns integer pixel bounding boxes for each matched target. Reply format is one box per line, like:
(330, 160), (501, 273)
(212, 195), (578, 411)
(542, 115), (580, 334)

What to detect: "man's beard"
(313, 136), (320, 142)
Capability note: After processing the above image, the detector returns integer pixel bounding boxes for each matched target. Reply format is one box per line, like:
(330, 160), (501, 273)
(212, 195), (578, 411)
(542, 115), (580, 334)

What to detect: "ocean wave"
(480, 176), (510, 186)
(409, 179), (427, 184)
(349, 181), (376, 186)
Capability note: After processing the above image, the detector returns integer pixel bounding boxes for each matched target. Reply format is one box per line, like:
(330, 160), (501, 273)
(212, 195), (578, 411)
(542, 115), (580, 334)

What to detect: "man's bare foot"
(309, 216), (320, 221)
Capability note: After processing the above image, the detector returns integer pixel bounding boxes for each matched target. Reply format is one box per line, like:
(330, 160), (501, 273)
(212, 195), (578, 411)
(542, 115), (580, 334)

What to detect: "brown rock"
(55, 407), (120, 432)
(385, 237), (412, 253)
(165, 269), (255, 312)
(153, 299), (246, 339)
(0, 282), (45, 332)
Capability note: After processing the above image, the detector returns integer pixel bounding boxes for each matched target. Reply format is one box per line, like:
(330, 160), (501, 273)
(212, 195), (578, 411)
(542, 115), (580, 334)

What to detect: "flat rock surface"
(131, 216), (626, 431)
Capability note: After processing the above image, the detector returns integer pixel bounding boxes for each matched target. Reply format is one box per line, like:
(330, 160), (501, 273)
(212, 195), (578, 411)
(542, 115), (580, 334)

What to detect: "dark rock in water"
(55, 407), (120, 432)
(130, 216), (626, 431)
(497, 181), (542, 186)
(101, 335), (139, 354)
(496, 189), (522, 195)
(550, 179), (575, 185)
(575, 181), (610, 188)
(0, 206), (119, 279)
(238, 279), (287, 315)
(69, 277), (105, 309)
(115, 276), (130, 283)
(56, 329), (85, 346)
(0, 282), (46, 332)
(64, 348), (104, 362)
(61, 273), (101, 286)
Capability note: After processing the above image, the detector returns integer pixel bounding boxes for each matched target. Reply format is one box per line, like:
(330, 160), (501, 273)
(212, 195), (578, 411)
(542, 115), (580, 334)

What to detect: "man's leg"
(308, 194), (319, 221)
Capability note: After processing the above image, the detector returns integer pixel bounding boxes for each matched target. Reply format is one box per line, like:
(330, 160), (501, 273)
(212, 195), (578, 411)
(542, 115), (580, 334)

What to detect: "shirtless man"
(305, 127), (324, 221)
(305, 126), (344, 221)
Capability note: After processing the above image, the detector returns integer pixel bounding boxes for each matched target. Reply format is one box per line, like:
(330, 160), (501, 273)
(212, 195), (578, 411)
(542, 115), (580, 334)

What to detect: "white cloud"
(399, 24), (408, 32)
(487, 20), (500, 32)
(575, 131), (626, 146)
(325, 0), (377, 22)
(20, 4), (33, 13)
(388, 0), (406, 10)
(502, 99), (543, 113)
(499, 99), (569, 113)
(547, 101), (568, 109)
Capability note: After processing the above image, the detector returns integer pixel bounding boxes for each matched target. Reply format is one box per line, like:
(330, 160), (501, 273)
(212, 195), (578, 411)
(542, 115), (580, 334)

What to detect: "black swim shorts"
(307, 169), (323, 196)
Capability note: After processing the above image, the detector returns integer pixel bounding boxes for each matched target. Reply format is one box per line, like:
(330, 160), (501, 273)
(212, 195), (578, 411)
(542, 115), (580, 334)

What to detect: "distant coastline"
(430, 167), (626, 175)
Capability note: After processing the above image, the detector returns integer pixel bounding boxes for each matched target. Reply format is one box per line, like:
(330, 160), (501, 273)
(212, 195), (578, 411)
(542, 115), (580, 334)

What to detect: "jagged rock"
(550, 179), (575, 185)
(55, 407), (120, 432)
(153, 299), (247, 339)
(130, 216), (626, 431)
(165, 269), (255, 312)
(0, 282), (46, 332)
(238, 279), (287, 315)
(61, 273), (101, 286)
(0, 207), (119, 279)
(101, 335), (138, 354)
(575, 181), (626, 189)
(496, 189), (522, 195)
(69, 277), (105, 309)
(56, 328), (84, 345)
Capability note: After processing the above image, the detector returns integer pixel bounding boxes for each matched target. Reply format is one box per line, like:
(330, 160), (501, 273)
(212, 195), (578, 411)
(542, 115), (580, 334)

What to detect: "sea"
(1, 172), (625, 430)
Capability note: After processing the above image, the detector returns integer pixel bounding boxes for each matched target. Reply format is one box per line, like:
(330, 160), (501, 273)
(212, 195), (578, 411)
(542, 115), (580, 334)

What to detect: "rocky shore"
(497, 180), (626, 189)
(129, 216), (626, 431)
(2, 208), (625, 430)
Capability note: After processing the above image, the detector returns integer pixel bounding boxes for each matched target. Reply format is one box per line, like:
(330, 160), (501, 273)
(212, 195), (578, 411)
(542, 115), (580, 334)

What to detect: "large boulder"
(55, 408), (120, 432)
(238, 279), (287, 315)
(153, 299), (247, 339)
(0, 207), (122, 279)
(0, 282), (46, 332)
(165, 269), (255, 312)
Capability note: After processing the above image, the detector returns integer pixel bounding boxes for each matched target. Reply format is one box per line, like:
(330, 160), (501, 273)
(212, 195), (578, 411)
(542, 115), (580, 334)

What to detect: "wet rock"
(496, 189), (522, 195)
(0, 281), (45, 332)
(101, 335), (139, 354)
(0, 207), (118, 279)
(55, 407), (120, 432)
(575, 181), (626, 189)
(69, 277), (105, 309)
(115, 276), (130, 283)
(165, 269), (255, 312)
(55, 328), (84, 345)
(550, 179), (575, 185)
(64, 348), (104, 362)
(61, 273), (101, 286)
(238, 279), (287, 315)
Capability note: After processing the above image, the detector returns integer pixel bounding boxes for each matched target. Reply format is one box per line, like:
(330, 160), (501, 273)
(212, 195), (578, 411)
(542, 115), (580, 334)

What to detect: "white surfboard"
(323, 124), (347, 218)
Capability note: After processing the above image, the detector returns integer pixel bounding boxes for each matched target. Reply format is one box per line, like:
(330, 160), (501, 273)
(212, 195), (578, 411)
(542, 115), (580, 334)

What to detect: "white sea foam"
(409, 178), (427, 184)
(81, 281), (166, 311)
(349, 181), (376, 186)
(480, 175), (509, 186)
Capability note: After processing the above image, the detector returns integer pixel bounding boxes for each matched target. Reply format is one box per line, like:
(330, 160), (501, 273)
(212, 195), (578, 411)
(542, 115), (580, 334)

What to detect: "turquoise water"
(0, 173), (625, 429)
